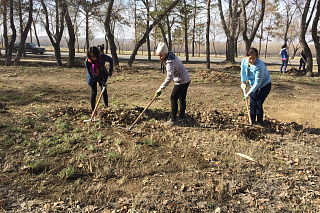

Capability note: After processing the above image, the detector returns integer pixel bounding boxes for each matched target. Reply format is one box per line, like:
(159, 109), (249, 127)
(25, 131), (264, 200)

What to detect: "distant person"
(279, 44), (289, 74)
(299, 50), (307, 71)
(241, 47), (271, 125)
(155, 42), (191, 126)
(85, 46), (113, 117)
(100, 44), (105, 53)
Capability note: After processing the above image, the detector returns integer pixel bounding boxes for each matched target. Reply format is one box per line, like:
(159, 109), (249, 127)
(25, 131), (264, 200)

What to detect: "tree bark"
(217, 0), (239, 63)
(241, 0), (265, 52)
(299, 0), (313, 77)
(105, 0), (119, 65)
(15, 0), (33, 66)
(2, 0), (8, 57)
(192, 0), (196, 57)
(206, 0), (210, 69)
(5, 0), (17, 66)
(64, 2), (76, 68)
(41, 0), (66, 67)
(311, 0), (320, 76)
(127, 0), (180, 67)
(183, 0), (189, 61)
(166, 15), (173, 51)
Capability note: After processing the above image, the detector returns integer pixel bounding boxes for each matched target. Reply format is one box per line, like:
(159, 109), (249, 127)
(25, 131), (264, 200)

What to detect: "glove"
(243, 92), (251, 100)
(241, 82), (246, 90)
(155, 88), (162, 97)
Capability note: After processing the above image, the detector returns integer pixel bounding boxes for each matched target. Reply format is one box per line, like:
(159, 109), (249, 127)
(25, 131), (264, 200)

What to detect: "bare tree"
(217, 0), (241, 62)
(141, 0), (152, 60)
(311, 0), (320, 76)
(15, 0), (33, 66)
(183, 0), (189, 61)
(241, 0), (265, 52)
(128, 0), (180, 67)
(63, 1), (76, 68)
(41, 0), (66, 67)
(105, 0), (119, 65)
(206, 0), (210, 69)
(299, 0), (316, 76)
(4, 0), (17, 66)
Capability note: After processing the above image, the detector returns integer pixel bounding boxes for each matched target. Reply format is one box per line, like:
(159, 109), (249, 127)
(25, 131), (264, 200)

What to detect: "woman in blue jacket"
(241, 47), (271, 125)
(85, 46), (113, 116)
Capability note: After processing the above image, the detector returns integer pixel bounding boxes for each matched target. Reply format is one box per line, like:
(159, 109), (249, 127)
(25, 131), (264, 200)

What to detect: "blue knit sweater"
(241, 57), (271, 94)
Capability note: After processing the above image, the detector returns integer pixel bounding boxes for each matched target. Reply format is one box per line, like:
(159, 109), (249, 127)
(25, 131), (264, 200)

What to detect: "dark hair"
(87, 46), (100, 59)
(245, 47), (259, 57)
(282, 44), (287, 48)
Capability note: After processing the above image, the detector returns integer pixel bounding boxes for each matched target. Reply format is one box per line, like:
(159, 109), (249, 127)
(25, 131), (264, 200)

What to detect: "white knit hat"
(156, 42), (168, 55)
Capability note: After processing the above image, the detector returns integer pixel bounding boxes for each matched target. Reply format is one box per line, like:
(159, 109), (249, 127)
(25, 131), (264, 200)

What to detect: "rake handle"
(242, 88), (252, 125)
(90, 86), (106, 120)
(129, 95), (157, 130)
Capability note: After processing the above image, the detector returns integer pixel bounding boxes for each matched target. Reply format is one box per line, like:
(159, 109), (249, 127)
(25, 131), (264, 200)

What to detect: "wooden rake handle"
(242, 88), (252, 125)
(129, 95), (158, 130)
(90, 86), (106, 120)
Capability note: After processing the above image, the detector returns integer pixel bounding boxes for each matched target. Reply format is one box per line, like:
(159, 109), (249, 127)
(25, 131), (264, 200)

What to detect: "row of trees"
(1, 0), (319, 76)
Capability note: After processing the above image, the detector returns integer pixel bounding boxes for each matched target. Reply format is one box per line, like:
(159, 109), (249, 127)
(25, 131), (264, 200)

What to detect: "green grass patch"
(28, 160), (46, 174)
(58, 167), (75, 179)
(2, 135), (14, 146)
(54, 118), (70, 132)
(106, 151), (120, 161)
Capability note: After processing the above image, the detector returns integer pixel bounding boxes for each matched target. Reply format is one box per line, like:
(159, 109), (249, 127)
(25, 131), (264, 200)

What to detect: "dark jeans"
(170, 81), (190, 121)
(280, 60), (288, 73)
(299, 61), (306, 70)
(250, 82), (271, 124)
(90, 82), (108, 111)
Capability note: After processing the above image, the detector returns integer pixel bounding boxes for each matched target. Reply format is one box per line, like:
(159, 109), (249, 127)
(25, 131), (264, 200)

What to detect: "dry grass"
(0, 61), (320, 212)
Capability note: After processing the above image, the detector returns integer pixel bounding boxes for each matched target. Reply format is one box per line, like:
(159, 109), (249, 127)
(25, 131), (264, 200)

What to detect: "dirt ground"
(0, 56), (320, 212)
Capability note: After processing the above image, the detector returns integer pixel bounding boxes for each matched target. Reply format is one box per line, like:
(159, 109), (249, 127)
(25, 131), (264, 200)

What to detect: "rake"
(118, 94), (158, 132)
(83, 77), (110, 123)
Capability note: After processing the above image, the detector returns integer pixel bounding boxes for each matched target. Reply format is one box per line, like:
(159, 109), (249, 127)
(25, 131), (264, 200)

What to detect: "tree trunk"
(41, 0), (65, 67)
(157, 22), (169, 46)
(15, 0), (33, 66)
(241, 0), (265, 52)
(33, 21), (40, 47)
(64, 2), (76, 68)
(183, 0), (189, 62)
(206, 0), (210, 69)
(146, 0), (151, 61)
(127, 0), (180, 67)
(192, 0), (196, 57)
(299, 0), (313, 77)
(5, 0), (17, 66)
(217, 0), (238, 63)
(166, 15), (172, 51)
(2, 0), (8, 58)
(105, 0), (119, 65)
(311, 0), (320, 76)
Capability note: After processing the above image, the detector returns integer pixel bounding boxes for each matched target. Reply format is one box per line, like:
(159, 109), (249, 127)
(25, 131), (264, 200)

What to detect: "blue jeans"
(280, 60), (288, 73)
(250, 82), (271, 124)
(299, 61), (305, 70)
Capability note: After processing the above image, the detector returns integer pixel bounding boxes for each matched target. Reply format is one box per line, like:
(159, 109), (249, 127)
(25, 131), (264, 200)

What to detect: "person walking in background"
(299, 50), (307, 71)
(100, 44), (105, 54)
(241, 47), (271, 125)
(155, 42), (191, 126)
(85, 46), (113, 117)
(279, 44), (289, 74)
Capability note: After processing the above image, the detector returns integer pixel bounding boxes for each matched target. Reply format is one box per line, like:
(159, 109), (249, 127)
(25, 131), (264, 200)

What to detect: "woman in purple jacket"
(85, 46), (113, 116)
